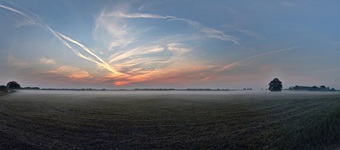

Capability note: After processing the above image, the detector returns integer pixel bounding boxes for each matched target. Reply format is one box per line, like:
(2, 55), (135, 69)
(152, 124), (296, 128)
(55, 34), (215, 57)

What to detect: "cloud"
(109, 11), (168, 19)
(107, 43), (192, 83)
(235, 29), (265, 40)
(48, 65), (91, 80)
(7, 55), (30, 68)
(92, 5), (240, 85)
(0, 2), (237, 86)
(109, 37), (136, 50)
(200, 27), (239, 44)
(167, 43), (191, 54)
(109, 46), (158, 63)
(102, 8), (239, 44)
(39, 57), (56, 65)
(15, 19), (36, 27)
(95, 9), (139, 50)
(99, 41), (217, 86)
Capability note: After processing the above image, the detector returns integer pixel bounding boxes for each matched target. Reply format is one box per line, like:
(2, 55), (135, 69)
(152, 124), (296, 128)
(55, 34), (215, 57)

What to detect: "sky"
(0, 0), (339, 89)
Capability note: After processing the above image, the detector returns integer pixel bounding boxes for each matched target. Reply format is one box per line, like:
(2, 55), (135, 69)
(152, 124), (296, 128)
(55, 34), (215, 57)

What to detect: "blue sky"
(0, 0), (339, 89)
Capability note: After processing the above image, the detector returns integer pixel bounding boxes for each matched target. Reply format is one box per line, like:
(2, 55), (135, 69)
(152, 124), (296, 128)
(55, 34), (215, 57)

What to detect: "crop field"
(0, 91), (7, 97)
(0, 90), (339, 149)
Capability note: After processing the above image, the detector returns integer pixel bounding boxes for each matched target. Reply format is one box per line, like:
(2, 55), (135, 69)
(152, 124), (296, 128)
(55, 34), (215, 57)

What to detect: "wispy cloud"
(6, 54), (30, 68)
(39, 57), (56, 65)
(104, 9), (239, 44)
(235, 29), (266, 40)
(48, 65), (91, 80)
(106, 43), (194, 85)
(109, 11), (168, 19)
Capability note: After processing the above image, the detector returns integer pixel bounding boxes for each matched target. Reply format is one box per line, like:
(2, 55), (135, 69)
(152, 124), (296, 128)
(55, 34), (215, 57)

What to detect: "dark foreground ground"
(0, 90), (339, 149)
(0, 91), (7, 96)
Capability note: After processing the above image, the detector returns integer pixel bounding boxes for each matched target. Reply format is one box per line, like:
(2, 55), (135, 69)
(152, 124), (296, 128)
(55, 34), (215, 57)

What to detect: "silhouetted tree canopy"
(7, 81), (21, 89)
(269, 78), (282, 92)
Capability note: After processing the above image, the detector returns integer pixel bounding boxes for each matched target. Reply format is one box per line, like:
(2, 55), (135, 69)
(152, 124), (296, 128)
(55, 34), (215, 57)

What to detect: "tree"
(268, 78), (282, 92)
(7, 81), (21, 89)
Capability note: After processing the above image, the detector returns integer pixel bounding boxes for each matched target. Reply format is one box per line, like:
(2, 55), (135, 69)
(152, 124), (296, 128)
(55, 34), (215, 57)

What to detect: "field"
(0, 91), (7, 97)
(0, 90), (339, 149)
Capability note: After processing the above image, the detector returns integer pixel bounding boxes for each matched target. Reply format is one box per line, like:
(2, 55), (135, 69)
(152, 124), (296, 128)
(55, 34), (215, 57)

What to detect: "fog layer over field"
(0, 90), (339, 149)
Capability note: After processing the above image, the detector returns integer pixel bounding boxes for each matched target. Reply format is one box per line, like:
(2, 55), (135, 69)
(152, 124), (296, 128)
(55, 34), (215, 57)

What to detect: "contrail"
(218, 47), (296, 72)
(0, 3), (125, 77)
(201, 47), (296, 81)
(0, 4), (32, 19)
(57, 33), (125, 75)
(311, 68), (340, 73)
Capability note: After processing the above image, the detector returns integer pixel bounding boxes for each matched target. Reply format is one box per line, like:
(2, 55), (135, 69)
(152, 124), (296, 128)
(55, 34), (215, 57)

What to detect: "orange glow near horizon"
(114, 81), (130, 86)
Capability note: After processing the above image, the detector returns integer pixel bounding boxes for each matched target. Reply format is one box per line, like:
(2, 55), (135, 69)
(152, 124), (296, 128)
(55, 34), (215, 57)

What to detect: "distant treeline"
(288, 85), (336, 91)
(22, 87), (40, 90)
(40, 88), (104, 91)
(134, 88), (252, 91)
(37, 88), (253, 91)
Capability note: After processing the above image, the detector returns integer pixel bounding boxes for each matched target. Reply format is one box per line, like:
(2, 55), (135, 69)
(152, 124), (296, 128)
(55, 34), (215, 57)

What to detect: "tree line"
(0, 81), (21, 92)
(268, 78), (336, 92)
(1, 79), (336, 93)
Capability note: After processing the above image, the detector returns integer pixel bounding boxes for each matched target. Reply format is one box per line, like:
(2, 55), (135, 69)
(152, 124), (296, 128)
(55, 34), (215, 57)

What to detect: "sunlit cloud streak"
(106, 43), (194, 85)
(108, 45), (165, 64)
(47, 65), (91, 80)
(108, 61), (212, 86)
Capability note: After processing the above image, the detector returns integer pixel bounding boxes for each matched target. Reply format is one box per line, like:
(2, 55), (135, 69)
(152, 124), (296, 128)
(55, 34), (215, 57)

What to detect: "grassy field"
(0, 90), (339, 149)
(0, 91), (7, 96)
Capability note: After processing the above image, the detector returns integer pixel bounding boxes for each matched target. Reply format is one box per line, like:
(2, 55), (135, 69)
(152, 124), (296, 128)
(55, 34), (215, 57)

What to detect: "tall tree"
(7, 81), (21, 89)
(269, 78), (282, 92)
